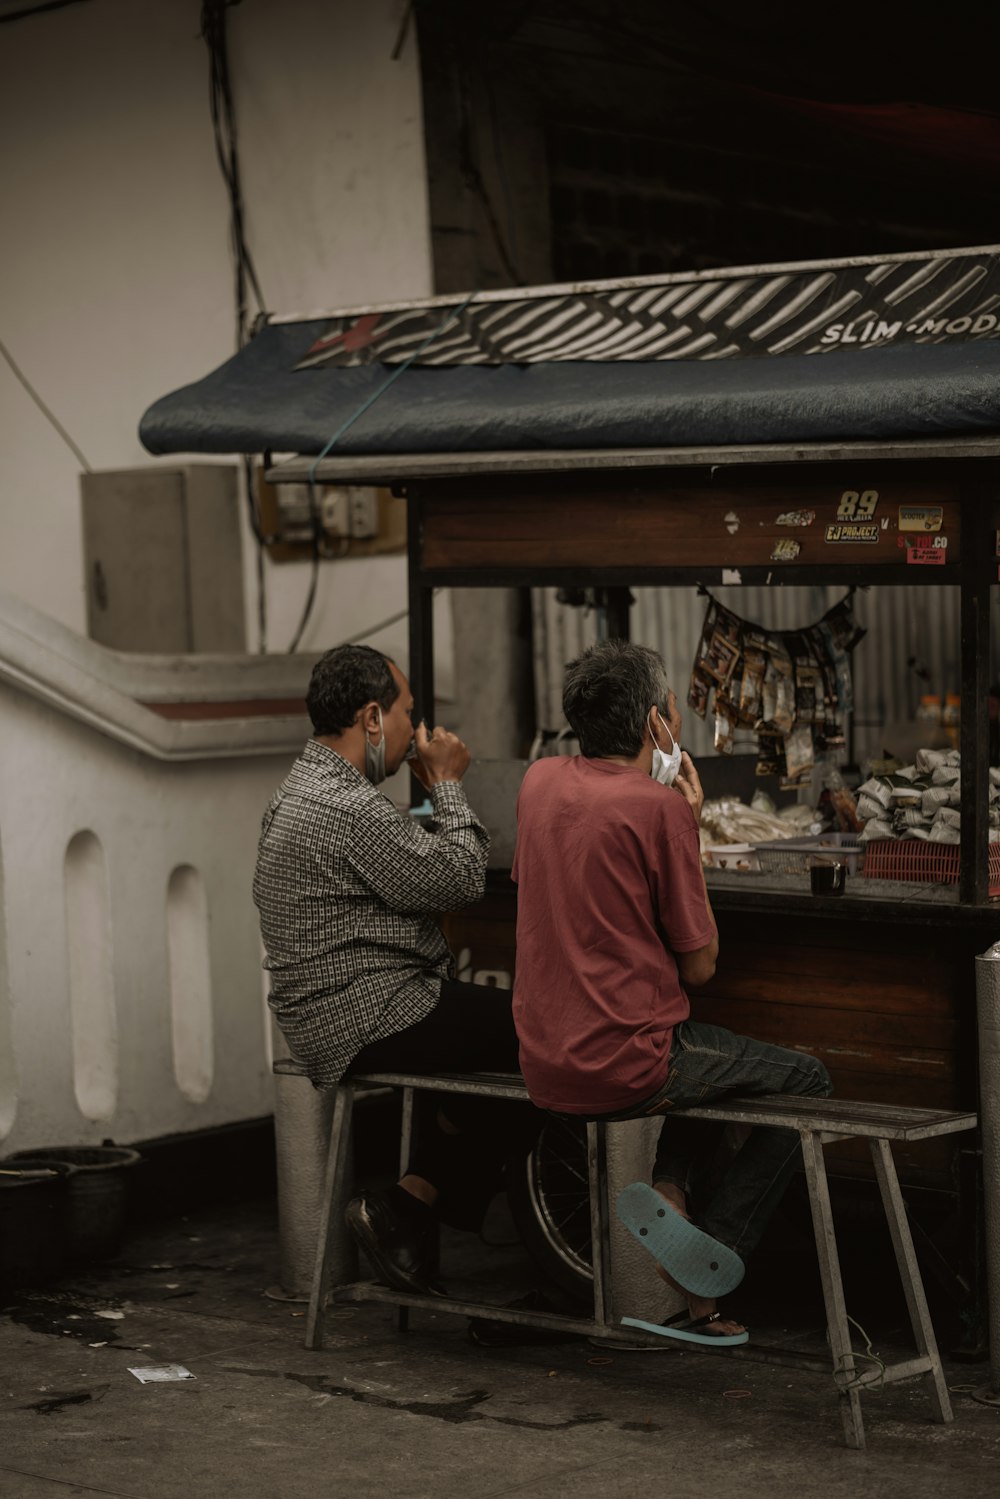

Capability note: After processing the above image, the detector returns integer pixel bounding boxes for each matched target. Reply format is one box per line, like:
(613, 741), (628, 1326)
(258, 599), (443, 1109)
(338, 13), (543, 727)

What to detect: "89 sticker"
(836, 489), (879, 520)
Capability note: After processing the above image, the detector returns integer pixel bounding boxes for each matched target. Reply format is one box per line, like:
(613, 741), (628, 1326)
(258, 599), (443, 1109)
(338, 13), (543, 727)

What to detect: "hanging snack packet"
(701, 607), (742, 690)
(768, 643), (796, 734)
(760, 655), (778, 726)
(714, 706), (736, 755)
(687, 667), (712, 719)
(783, 723), (815, 785)
(688, 599), (718, 718)
(793, 657), (821, 725)
(756, 731), (786, 778)
(738, 632), (767, 725)
(821, 596), (867, 654)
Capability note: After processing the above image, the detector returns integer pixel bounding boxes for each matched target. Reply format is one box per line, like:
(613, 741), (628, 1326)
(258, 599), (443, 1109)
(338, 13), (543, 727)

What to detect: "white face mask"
(648, 710), (682, 787)
(364, 706), (387, 785)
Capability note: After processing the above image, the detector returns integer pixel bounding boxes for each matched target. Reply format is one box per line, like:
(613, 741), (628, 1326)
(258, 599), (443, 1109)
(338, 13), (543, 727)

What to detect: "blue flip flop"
(621, 1311), (749, 1347)
(616, 1181), (745, 1298)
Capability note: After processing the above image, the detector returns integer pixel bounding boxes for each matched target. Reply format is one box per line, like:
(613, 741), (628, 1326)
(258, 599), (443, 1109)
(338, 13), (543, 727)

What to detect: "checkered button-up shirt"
(253, 739), (489, 1085)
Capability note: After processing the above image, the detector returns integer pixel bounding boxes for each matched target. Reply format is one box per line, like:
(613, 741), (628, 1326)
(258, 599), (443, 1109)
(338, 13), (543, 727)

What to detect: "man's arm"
(656, 751), (719, 985)
(675, 886), (719, 987)
(345, 723), (489, 913)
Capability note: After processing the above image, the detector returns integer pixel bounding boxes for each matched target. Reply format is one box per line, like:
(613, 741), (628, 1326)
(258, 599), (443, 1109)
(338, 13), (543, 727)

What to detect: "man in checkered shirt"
(254, 643), (540, 1296)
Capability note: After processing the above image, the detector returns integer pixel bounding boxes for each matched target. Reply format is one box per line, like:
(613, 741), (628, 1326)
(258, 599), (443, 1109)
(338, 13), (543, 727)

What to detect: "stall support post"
(974, 950), (1000, 1405)
(959, 500), (992, 906)
(407, 490), (435, 771)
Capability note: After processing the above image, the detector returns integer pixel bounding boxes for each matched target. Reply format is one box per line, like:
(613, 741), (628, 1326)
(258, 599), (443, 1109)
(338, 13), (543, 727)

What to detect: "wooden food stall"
(388, 437), (998, 1230)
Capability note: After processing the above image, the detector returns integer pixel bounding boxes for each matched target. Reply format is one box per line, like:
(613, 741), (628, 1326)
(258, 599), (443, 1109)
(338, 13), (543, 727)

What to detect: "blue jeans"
(597, 1020), (832, 1261)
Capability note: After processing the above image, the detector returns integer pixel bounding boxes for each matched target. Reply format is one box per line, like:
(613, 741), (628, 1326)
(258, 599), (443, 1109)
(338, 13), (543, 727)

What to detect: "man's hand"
(673, 751), (705, 824)
(408, 721), (471, 787)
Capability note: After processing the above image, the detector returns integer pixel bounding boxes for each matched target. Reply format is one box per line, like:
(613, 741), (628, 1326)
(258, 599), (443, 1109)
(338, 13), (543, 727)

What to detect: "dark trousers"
(585, 1019), (832, 1260)
(349, 979), (543, 1230)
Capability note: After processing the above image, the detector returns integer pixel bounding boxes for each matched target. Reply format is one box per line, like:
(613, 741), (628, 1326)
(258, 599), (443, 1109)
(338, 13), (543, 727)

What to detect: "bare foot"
(651, 1181), (746, 1338)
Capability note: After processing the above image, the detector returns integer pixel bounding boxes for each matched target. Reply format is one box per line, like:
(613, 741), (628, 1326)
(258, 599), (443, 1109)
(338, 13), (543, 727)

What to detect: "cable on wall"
(200, 0), (271, 650)
(200, 0), (266, 350)
(286, 290), (481, 655)
(0, 0), (91, 23)
(0, 335), (92, 472)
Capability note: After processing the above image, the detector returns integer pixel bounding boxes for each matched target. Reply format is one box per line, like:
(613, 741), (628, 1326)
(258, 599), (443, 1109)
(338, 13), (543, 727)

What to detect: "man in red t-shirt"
(512, 640), (831, 1344)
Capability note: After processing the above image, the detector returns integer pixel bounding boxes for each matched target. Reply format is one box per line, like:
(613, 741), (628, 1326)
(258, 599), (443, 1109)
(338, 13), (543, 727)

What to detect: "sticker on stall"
(824, 523), (880, 543)
(898, 534), (947, 551)
(775, 509), (815, 527)
(898, 505), (943, 532)
(770, 538), (801, 562)
(836, 489), (879, 520)
(906, 547), (947, 565)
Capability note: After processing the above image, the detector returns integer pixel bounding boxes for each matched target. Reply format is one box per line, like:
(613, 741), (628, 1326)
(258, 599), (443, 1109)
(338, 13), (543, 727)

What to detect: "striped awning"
(140, 245), (1000, 459)
(286, 245), (1000, 370)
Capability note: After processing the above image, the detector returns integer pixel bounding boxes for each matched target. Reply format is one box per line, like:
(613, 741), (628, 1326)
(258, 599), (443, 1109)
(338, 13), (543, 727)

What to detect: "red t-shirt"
(511, 756), (715, 1114)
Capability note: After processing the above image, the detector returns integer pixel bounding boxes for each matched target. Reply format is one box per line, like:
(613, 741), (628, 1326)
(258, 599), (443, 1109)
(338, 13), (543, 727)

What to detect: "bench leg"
(397, 1087), (414, 1335)
(399, 1085), (414, 1176)
(587, 1121), (613, 1329)
(305, 1083), (356, 1351)
(799, 1131), (866, 1450)
(869, 1137), (953, 1425)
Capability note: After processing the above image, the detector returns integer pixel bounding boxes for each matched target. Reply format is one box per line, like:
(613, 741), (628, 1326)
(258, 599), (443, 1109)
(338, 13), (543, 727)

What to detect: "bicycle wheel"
(507, 1113), (593, 1302)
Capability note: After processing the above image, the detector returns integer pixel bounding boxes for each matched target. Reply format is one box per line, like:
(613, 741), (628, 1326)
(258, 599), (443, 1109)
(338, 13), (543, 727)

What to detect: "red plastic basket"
(862, 838), (1000, 896)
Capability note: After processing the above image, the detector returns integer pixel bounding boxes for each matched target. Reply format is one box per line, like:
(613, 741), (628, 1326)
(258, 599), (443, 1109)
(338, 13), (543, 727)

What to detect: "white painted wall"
(0, 589), (325, 1149)
(0, 0), (433, 656)
(0, 681), (294, 1151)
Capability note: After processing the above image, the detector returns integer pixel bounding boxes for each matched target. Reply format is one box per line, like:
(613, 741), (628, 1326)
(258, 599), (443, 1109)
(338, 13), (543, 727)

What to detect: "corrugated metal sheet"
(533, 584), (985, 764)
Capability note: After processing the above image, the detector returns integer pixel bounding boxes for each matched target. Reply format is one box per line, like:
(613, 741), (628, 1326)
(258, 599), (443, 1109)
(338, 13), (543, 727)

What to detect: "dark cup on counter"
(809, 858), (846, 896)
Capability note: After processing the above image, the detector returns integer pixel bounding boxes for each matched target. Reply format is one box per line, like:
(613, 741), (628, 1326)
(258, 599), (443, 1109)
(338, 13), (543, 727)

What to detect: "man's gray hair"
(562, 640), (671, 758)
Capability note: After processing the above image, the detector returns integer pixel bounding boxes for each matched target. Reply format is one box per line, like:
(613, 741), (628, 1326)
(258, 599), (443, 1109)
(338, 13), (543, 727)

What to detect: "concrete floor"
(1, 1193), (999, 1499)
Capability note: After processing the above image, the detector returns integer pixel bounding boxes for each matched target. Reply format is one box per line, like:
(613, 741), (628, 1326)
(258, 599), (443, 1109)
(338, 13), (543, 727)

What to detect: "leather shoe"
(345, 1187), (445, 1297)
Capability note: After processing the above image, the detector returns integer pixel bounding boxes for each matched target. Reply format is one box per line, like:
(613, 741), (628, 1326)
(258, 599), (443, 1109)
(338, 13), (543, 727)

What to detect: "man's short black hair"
(562, 639), (671, 758)
(306, 644), (400, 735)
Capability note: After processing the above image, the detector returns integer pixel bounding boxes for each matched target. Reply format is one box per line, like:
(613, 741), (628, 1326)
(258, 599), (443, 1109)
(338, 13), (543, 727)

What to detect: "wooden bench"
(274, 1059), (976, 1450)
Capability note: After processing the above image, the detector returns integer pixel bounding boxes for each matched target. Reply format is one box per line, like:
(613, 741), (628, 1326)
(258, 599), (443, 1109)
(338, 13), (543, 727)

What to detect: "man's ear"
(362, 701), (381, 735)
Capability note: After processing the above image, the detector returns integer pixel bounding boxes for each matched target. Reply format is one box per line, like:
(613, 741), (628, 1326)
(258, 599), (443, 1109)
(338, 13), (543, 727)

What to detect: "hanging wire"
(200, 0), (270, 650)
(832, 1315), (886, 1393)
(0, 335), (92, 472)
(0, 0), (91, 22)
(286, 290), (481, 654)
(200, 0), (266, 351)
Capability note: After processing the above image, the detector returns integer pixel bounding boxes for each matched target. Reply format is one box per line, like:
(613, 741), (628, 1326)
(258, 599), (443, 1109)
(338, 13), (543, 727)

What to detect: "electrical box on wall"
(255, 474), (406, 561)
(81, 465), (245, 653)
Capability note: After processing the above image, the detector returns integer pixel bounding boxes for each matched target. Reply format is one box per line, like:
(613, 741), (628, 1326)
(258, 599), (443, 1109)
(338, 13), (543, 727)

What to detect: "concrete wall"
(0, 687), (291, 1151)
(0, 590), (322, 1151)
(0, 0), (432, 656)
